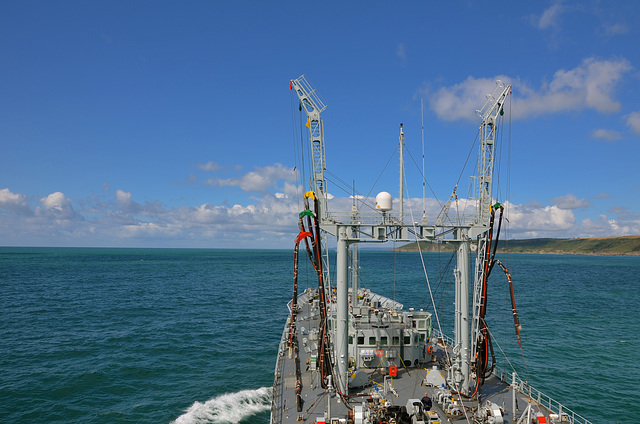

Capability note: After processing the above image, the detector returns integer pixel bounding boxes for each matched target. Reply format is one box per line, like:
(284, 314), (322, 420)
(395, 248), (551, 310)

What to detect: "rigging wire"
(323, 142), (401, 216)
(324, 170), (376, 212)
(456, 129), (481, 206)
(325, 130), (443, 219)
(419, 250), (455, 312)
(290, 93), (302, 210)
(323, 137), (445, 222)
(483, 324), (523, 387)
(291, 93), (306, 201)
(403, 144), (444, 210)
(403, 180), (473, 424)
(506, 93), (530, 387)
(392, 240), (397, 302)
(477, 95), (531, 398)
(488, 93), (530, 388)
(361, 143), (400, 210)
(291, 91), (315, 295)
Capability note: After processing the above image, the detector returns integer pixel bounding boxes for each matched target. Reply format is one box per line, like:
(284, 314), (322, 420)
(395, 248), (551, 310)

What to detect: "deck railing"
(493, 365), (593, 424)
(432, 330), (592, 424)
(324, 210), (474, 229)
(433, 329), (455, 348)
(270, 319), (289, 424)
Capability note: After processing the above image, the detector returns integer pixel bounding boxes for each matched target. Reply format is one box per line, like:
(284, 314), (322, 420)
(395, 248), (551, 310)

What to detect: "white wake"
(172, 387), (271, 424)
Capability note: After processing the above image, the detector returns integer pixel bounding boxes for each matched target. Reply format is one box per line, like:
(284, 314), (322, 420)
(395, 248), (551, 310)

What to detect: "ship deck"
(271, 288), (575, 424)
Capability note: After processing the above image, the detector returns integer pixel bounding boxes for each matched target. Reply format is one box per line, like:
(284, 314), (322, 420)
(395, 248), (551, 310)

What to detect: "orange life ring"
(427, 345), (433, 354)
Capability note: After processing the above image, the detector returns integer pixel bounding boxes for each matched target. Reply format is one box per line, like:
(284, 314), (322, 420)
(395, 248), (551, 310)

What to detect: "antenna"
(352, 180), (356, 208)
(421, 99), (426, 221)
(399, 123), (405, 224)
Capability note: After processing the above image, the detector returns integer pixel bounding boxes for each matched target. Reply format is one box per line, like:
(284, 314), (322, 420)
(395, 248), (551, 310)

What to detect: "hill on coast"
(394, 235), (640, 256)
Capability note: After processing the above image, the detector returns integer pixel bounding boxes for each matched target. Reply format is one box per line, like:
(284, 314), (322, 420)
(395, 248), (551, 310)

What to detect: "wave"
(172, 387), (271, 424)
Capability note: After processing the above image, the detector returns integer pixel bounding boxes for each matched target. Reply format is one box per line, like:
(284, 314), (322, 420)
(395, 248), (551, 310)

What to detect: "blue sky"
(1, 1), (639, 248)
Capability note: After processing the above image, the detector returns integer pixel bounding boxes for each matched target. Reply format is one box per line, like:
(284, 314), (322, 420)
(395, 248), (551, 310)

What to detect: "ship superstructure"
(272, 75), (592, 424)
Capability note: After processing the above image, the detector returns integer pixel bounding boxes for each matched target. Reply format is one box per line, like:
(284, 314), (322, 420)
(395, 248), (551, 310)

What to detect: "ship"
(271, 75), (593, 424)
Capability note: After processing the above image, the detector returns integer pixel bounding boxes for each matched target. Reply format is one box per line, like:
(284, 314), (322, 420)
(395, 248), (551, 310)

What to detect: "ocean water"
(1, 248), (638, 423)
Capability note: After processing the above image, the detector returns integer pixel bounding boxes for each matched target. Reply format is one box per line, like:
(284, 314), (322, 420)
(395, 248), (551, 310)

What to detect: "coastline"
(394, 235), (640, 256)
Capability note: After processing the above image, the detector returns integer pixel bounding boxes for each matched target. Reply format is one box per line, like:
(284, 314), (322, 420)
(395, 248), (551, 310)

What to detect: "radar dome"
(375, 192), (392, 211)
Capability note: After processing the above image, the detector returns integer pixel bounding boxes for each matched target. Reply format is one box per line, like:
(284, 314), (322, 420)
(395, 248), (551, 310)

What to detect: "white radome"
(375, 191), (392, 211)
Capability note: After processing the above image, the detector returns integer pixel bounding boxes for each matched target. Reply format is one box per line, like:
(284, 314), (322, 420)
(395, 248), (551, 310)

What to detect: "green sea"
(1, 248), (638, 423)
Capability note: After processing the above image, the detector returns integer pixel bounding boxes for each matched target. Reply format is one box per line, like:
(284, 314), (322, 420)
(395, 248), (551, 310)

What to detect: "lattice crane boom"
(473, 81), (511, 227)
(290, 75), (328, 220)
(468, 81), (511, 395)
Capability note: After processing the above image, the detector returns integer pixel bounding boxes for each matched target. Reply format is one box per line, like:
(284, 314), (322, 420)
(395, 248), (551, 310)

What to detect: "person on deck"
(421, 393), (432, 411)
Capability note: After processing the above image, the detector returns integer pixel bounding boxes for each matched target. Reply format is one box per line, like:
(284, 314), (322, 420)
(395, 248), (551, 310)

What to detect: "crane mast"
(290, 76), (337, 390)
(468, 81), (511, 394)
(290, 75), (328, 221)
(472, 81), (511, 226)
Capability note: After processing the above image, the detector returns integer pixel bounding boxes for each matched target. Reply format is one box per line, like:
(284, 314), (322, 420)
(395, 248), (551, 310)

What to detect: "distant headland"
(394, 235), (640, 256)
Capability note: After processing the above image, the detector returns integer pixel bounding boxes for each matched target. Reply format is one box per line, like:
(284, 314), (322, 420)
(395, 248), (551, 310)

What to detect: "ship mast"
(399, 123), (405, 224)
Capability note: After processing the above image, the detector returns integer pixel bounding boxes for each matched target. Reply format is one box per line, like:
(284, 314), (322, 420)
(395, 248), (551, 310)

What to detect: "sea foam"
(172, 387), (271, 424)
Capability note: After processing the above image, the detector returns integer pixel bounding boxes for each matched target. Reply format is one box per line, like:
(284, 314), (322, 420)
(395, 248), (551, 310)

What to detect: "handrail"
(432, 330), (593, 424)
(325, 211), (475, 227)
(433, 329), (455, 348)
(493, 365), (593, 424)
(270, 322), (289, 424)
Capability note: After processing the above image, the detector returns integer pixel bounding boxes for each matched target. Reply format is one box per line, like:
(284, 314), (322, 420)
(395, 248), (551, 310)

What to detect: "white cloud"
(116, 189), (132, 205)
(550, 57), (630, 113)
(0, 174), (306, 247)
(428, 76), (509, 122)
(196, 161), (223, 172)
(1, 175), (638, 247)
(625, 111), (640, 135)
(427, 57), (632, 122)
(607, 206), (640, 221)
(550, 193), (590, 210)
(506, 201), (577, 238)
(114, 189), (155, 216)
(0, 188), (32, 215)
(535, 2), (564, 30)
(40, 192), (68, 210)
(119, 222), (165, 238)
(39, 192), (79, 221)
(580, 214), (640, 237)
(205, 163), (296, 193)
(600, 23), (629, 36)
(592, 129), (622, 142)
(397, 43), (406, 61)
(502, 199), (640, 239)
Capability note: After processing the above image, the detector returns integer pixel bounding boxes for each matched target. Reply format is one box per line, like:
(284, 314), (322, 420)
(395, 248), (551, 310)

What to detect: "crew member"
(421, 392), (432, 411)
